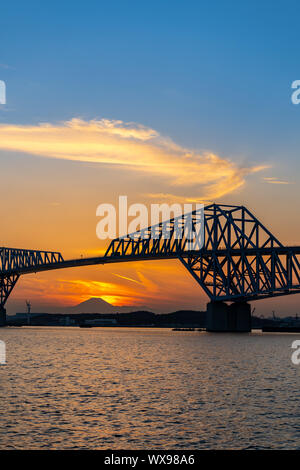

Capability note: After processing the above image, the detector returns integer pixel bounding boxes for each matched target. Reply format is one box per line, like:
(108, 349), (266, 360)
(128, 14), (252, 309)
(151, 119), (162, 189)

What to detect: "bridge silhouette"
(1, 204), (299, 330)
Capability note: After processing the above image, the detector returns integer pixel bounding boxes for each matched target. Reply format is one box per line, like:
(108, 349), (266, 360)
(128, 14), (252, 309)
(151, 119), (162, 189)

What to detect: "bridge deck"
(4, 245), (299, 274)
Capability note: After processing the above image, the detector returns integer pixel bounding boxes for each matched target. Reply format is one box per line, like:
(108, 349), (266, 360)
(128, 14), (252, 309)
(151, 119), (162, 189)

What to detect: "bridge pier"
(206, 301), (251, 332)
(0, 307), (6, 327)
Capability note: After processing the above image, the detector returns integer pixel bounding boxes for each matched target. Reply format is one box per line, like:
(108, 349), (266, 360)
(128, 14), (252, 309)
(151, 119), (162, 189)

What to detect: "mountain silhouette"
(65, 297), (152, 314)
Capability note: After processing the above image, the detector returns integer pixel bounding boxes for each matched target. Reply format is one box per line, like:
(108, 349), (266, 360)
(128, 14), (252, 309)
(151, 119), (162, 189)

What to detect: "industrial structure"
(1, 204), (299, 331)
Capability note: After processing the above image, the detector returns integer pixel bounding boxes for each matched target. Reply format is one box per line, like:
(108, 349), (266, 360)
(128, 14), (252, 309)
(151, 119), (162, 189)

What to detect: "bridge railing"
(0, 247), (64, 274)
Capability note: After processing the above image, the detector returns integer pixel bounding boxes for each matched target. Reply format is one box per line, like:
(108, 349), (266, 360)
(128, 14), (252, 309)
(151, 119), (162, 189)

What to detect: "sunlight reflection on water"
(0, 327), (299, 449)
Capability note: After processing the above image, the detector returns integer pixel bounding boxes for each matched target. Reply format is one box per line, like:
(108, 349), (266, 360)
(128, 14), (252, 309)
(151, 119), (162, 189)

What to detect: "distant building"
(58, 316), (76, 326)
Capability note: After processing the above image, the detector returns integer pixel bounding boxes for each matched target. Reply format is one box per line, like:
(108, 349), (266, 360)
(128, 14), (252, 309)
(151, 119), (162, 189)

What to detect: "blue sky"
(1, 1), (299, 155)
(2, 1), (299, 222)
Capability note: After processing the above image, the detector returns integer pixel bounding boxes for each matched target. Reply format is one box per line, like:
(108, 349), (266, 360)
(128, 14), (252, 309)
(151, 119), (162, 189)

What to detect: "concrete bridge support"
(206, 301), (251, 332)
(0, 307), (6, 327)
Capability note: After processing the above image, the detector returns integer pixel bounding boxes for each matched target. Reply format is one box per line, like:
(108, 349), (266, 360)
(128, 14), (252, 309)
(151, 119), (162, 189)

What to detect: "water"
(0, 327), (299, 449)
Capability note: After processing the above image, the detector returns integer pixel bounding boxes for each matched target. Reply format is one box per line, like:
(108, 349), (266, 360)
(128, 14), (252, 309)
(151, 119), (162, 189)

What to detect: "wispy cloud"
(0, 63), (15, 70)
(0, 117), (266, 200)
(113, 273), (142, 285)
(54, 276), (158, 306)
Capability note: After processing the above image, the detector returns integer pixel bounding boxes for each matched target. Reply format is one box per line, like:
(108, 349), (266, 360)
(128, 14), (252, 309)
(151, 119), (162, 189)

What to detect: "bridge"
(1, 204), (299, 331)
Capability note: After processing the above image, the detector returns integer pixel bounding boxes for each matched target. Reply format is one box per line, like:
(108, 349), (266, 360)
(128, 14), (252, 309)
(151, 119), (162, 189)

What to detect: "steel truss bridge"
(1, 204), (300, 322)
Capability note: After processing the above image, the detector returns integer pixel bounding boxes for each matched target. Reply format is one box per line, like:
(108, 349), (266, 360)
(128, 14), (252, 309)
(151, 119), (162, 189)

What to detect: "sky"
(0, 0), (299, 315)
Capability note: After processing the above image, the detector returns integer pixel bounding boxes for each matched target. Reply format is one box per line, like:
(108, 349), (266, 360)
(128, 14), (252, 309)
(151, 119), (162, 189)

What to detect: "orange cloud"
(113, 273), (143, 285)
(0, 118), (266, 201)
(9, 258), (205, 312)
